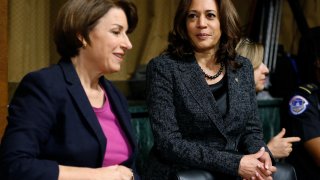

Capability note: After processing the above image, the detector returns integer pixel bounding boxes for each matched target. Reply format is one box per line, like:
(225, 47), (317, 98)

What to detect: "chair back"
(273, 162), (297, 180)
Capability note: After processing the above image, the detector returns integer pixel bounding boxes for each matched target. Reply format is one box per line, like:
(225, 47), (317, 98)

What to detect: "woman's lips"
(114, 53), (125, 61)
(196, 33), (211, 40)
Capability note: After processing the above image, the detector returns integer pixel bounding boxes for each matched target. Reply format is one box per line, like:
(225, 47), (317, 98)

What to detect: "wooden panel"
(0, 0), (8, 138)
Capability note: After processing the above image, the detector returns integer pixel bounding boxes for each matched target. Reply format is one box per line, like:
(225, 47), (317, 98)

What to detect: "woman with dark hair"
(0, 0), (139, 179)
(143, 0), (276, 179)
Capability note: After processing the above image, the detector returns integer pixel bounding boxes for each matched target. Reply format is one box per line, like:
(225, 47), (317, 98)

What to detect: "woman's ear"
(77, 34), (87, 48)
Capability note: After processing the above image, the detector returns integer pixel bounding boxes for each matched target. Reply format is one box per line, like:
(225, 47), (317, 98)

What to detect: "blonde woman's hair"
(236, 38), (264, 69)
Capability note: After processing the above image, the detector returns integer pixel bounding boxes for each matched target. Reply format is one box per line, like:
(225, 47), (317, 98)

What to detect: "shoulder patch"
(289, 95), (309, 115)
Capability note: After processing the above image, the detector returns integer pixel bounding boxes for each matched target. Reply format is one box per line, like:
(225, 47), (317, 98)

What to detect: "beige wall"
(279, 0), (320, 54)
(8, 0), (50, 83)
(7, 0), (320, 82)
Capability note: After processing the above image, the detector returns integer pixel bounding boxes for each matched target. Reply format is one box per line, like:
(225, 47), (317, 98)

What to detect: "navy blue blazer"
(0, 59), (139, 179)
(143, 54), (270, 179)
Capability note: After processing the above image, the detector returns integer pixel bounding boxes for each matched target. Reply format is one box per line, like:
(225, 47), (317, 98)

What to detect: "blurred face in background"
(254, 62), (269, 92)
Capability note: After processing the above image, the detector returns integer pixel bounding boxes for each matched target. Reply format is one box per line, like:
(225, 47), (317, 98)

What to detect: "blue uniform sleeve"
(288, 93), (320, 142)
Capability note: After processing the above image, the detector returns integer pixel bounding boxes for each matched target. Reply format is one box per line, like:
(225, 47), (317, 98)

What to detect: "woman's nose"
(197, 15), (207, 28)
(262, 63), (269, 74)
(122, 34), (133, 50)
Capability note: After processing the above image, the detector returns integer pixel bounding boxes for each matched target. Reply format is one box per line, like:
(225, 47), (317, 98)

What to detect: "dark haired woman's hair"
(54, 0), (138, 58)
(166, 0), (241, 67)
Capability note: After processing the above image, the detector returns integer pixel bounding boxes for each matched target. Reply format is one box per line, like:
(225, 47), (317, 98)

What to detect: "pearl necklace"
(202, 63), (224, 80)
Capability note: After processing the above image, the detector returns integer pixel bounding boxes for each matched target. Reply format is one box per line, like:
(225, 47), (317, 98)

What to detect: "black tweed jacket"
(143, 54), (268, 179)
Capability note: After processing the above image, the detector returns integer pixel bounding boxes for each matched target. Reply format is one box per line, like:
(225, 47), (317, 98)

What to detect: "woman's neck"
(71, 56), (105, 108)
(194, 51), (225, 85)
(195, 51), (218, 69)
(71, 56), (102, 90)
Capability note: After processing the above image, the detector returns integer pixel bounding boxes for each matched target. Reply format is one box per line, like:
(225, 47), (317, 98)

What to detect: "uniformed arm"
(288, 92), (320, 167)
(304, 137), (320, 166)
(302, 96), (320, 166)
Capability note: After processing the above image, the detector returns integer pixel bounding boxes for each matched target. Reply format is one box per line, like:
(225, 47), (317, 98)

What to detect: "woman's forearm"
(58, 165), (96, 180)
(58, 164), (134, 180)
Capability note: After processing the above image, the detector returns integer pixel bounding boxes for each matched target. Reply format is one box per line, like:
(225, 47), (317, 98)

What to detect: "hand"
(239, 147), (277, 180)
(258, 148), (277, 178)
(95, 165), (134, 180)
(267, 128), (301, 158)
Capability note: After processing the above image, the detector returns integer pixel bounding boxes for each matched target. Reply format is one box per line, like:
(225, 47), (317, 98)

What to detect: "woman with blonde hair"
(236, 38), (301, 159)
(236, 38), (269, 92)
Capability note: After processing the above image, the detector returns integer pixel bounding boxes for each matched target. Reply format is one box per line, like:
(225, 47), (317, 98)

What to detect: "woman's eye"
(207, 13), (216, 19)
(187, 13), (197, 19)
(112, 31), (121, 35)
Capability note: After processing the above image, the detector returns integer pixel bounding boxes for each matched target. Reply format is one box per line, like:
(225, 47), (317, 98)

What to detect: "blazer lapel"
(224, 66), (238, 125)
(178, 55), (227, 137)
(224, 64), (248, 132)
(59, 59), (106, 160)
(99, 79), (137, 151)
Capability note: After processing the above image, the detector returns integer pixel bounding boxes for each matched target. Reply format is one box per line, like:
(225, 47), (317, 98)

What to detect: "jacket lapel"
(224, 62), (249, 133)
(178, 55), (227, 137)
(99, 79), (137, 153)
(224, 66), (238, 126)
(59, 59), (106, 160)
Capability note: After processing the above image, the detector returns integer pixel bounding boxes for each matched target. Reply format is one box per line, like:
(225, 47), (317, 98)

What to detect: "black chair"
(174, 170), (214, 180)
(173, 162), (297, 180)
(273, 162), (297, 180)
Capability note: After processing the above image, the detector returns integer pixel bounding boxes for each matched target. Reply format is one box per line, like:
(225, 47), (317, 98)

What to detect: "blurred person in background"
(236, 38), (301, 159)
(284, 26), (320, 180)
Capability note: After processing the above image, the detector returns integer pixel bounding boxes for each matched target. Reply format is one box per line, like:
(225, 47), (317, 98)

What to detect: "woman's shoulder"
(235, 55), (251, 65)
(149, 53), (177, 64)
(20, 64), (62, 88)
(11, 64), (63, 104)
(149, 53), (193, 67)
(147, 53), (181, 70)
(234, 55), (253, 70)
